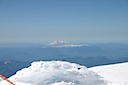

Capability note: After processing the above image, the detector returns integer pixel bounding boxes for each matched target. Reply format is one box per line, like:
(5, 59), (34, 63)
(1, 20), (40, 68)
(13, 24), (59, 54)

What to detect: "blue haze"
(0, 0), (128, 43)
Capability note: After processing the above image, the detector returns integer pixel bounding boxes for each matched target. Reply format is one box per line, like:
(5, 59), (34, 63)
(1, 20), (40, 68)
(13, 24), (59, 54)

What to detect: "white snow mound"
(0, 61), (107, 85)
(89, 62), (128, 85)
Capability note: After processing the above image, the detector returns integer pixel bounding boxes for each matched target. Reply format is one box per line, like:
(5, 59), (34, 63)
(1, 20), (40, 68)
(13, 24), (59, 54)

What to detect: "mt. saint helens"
(47, 40), (88, 48)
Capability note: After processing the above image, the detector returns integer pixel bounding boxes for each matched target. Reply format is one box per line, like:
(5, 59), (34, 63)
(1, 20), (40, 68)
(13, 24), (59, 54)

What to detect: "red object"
(0, 74), (15, 85)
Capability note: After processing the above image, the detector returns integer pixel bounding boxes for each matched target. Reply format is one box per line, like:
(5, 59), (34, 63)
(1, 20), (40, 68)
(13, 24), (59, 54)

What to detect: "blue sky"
(0, 0), (128, 43)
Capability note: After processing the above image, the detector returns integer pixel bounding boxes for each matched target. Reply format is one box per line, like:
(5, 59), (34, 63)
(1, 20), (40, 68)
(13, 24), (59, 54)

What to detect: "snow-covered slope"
(89, 62), (128, 85)
(1, 61), (127, 85)
(48, 40), (87, 48)
(0, 61), (107, 85)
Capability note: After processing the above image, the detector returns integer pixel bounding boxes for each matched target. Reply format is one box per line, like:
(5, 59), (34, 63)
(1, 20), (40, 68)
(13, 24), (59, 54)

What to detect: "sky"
(0, 0), (128, 43)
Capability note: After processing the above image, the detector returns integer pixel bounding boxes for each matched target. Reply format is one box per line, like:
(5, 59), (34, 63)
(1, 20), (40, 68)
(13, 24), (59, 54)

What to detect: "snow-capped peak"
(48, 40), (86, 48)
(49, 40), (67, 46)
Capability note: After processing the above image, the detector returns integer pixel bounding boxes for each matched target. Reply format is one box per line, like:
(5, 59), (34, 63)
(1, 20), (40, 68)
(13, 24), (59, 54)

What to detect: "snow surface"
(0, 61), (107, 85)
(89, 62), (128, 85)
(48, 40), (87, 48)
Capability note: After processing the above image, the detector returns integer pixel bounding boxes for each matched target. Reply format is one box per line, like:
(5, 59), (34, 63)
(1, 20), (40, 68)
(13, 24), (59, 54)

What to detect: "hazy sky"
(0, 0), (128, 43)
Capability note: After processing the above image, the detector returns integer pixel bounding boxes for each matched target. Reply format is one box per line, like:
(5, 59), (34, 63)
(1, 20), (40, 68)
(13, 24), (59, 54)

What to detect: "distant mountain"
(0, 43), (104, 61)
(89, 62), (128, 85)
(47, 40), (88, 48)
